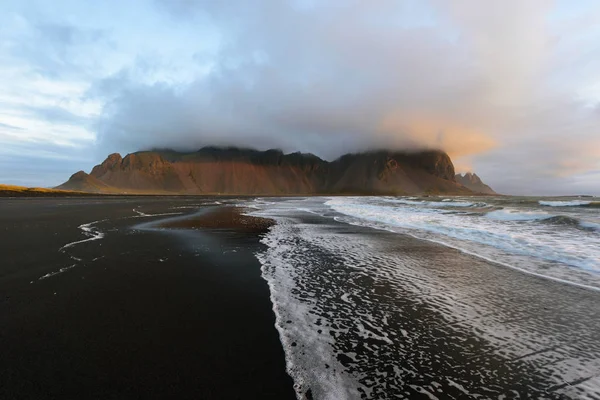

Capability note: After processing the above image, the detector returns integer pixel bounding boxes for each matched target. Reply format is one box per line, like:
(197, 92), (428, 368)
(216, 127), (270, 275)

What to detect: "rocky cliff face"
(58, 147), (477, 195)
(325, 150), (465, 194)
(455, 172), (496, 194)
(90, 153), (122, 177)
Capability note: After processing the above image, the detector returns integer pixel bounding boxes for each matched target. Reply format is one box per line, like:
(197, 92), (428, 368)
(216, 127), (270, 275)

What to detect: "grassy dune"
(0, 183), (192, 197)
(0, 184), (90, 197)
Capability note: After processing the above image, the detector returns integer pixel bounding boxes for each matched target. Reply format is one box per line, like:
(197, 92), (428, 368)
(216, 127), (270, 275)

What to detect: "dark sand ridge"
(158, 206), (275, 233)
(0, 197), (295, 399)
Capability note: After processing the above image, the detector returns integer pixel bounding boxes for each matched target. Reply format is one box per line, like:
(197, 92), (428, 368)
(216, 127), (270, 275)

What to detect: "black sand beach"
(2, 196), (600, 399)
(0, 197), (295, 399)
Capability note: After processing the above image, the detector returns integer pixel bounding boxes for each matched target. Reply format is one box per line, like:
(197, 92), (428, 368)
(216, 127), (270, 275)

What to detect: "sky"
(1, 0), (599, 195)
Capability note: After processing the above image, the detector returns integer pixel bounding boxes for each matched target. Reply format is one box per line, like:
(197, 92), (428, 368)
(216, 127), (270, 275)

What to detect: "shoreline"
(3, 196), (599, 398)
(250, 197), (600, 398)
(0, 199), (296, 399)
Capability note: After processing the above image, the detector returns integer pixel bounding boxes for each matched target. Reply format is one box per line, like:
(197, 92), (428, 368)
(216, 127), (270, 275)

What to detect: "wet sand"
(0, 197), (295, 399)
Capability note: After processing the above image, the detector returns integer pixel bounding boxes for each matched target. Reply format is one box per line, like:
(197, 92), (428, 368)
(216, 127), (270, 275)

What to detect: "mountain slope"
(58, 147), (483, 195)
(56, 171), (112, 193)
(455, 172), (496, 194)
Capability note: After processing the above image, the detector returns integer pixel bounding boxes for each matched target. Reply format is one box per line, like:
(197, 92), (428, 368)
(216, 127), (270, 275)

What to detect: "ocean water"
(327, 196), (600, 290)
(244, 196), (600, 399)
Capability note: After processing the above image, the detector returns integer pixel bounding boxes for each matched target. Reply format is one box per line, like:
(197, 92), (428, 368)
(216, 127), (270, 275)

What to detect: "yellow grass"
(0, 184), (82, 195)
(0, 183), (191, 196)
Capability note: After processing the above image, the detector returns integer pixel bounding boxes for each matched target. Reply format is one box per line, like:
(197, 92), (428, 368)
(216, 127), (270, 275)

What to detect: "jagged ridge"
(455, 172), (496, 194)
(58, 147), (489, 195)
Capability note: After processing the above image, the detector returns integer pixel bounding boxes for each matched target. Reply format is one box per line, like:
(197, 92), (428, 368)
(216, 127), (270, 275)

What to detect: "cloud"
(94, 1), (500, 159)
(5, 19), (107, 80)
(94, 1), (600, 177)
(0, 122), (24, 131)
(1, 0), (600, 194)
(21, 104), (90, 126)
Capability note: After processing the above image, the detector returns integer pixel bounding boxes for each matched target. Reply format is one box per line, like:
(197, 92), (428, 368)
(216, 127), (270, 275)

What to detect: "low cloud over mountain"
(1, 1), (600, 194)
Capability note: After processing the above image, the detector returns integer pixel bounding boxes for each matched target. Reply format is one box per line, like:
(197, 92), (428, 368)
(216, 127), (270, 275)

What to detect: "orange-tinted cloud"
(378, 113), (497, 159)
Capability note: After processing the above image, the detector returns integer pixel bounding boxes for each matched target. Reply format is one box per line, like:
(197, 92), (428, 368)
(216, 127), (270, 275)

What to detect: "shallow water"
(245, 196), (600, 399)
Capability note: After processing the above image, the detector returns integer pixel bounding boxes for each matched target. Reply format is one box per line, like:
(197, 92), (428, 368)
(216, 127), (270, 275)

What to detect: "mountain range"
(57, 147), (495, 195)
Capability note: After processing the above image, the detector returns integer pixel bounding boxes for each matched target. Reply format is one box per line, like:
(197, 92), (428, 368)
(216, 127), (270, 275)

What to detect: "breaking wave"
(539, 200), (593, 207)
(325, 197), (600, 286)
(246, 196), (600, 399)
(485, 209), (550, 221)
(382, 197), (487, 208)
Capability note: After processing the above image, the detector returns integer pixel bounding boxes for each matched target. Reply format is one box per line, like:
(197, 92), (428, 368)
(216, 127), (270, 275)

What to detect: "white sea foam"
(39, 264), (77, 280)
(382, 198), (478, 208)
(539, 200), (592, 207)
(247, 197), (600, 398)
(325, 197), (600, 285)
(40, 220), (107, 281)
(133, 208), (181, 218)
(257, 219), (361, 400)
(169, 202), (222, 210)
(60, 220), (106, 250)
(581, 220), (600, 232)
(485, 209), (551, 221)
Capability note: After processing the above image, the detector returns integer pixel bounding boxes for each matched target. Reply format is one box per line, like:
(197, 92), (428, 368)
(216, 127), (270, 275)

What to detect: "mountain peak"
(70, 170), (89, 179)
(91, 153), (123, 178)
(455, 172), (496, 194)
